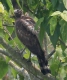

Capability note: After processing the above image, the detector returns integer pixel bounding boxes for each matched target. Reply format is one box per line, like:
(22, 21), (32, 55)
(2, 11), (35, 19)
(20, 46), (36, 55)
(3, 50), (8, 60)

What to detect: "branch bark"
(0, 37), (56, 80)
(9, 60), (31, 80)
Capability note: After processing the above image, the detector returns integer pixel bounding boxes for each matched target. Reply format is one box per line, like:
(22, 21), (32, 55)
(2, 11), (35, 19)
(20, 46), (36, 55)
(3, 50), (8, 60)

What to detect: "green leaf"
(31, 56), (38, 63)
(51, 11), (61, 16)
(60, 41), (66, 52)
(63, 0), (67, 9)
(57, 0), (65, 11)
(31, 56), (38, 66)
(0, 61), (8, 78)
(28, 0), (33, 4)
(19, 75), (24, 80)
(60, 11), (67, 22)
(16, 0), (22, 9)
(11, 68), (18, 78)
(0, 2), (4, 13)
(23, 49), (30, 59)
(0, 29), (4, 38)
(63, 57), (67, 63)
(50, 59), (60, 76)
(51, 0), (58, 7)
(13, 37), (24, 49)
(39, 22), (45, 47)
(60, 20), (67, 42)
(51, 10), (67, 22)
(35, 17), (44, 30)
(6, 0), (13, 11)
(49, 16), (57, 35)
(0, 20), (2, 28)
(50, 24), (60, 48)
(64, 74), (67, 80)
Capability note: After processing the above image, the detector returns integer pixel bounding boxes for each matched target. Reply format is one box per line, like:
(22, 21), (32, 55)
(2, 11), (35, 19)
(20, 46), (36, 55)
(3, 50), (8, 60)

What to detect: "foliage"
(0, 60), (8, 78)
(0, 2), (4, 13)
(0, 0), (67, 80)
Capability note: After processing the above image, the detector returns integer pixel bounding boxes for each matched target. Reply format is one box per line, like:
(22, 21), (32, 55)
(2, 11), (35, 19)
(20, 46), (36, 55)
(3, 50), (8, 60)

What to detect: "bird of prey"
(11, 9), (50, 75)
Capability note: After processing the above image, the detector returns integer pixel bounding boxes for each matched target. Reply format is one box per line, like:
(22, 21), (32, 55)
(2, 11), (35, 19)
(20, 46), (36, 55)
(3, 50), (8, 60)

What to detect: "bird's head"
(11, 9), (23, 19)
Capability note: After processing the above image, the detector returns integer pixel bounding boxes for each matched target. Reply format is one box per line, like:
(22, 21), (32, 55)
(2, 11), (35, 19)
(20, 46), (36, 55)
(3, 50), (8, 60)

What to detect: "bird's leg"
(20, 47), (26, 58)
(20, 47), (31, 62)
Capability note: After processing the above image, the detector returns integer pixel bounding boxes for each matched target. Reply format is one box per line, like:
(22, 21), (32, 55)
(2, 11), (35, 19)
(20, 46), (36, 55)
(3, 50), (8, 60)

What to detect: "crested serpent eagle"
(11, 9), (51, 75)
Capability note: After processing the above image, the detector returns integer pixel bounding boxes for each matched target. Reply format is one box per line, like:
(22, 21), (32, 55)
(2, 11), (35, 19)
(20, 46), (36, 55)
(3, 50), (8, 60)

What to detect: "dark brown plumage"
(13, 9), (50, 75)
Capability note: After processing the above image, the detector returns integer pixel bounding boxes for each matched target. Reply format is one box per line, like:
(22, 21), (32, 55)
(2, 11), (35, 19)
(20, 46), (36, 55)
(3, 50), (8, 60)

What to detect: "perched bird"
(11, 9), (50, 75)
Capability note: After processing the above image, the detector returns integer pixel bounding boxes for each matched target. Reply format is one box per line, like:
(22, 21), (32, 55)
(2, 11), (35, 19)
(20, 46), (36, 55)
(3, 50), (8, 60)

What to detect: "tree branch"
(9, 60), (31, 80)
(0, 37), (56, 80)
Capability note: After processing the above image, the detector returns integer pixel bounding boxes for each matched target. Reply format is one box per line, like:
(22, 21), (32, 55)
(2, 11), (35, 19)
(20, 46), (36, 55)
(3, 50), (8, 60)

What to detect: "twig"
(59, 39), (67, 48)
(48, 49), (55, 59)
(3, 24), (14, 27)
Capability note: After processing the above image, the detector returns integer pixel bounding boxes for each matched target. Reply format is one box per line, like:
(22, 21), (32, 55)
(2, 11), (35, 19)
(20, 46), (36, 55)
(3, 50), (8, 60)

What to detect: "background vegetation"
(0, 0), (67, 80)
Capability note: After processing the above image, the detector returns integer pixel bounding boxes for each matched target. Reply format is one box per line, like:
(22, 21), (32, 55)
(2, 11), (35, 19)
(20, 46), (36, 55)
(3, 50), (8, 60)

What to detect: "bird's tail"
(37, 54), (51, 75)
